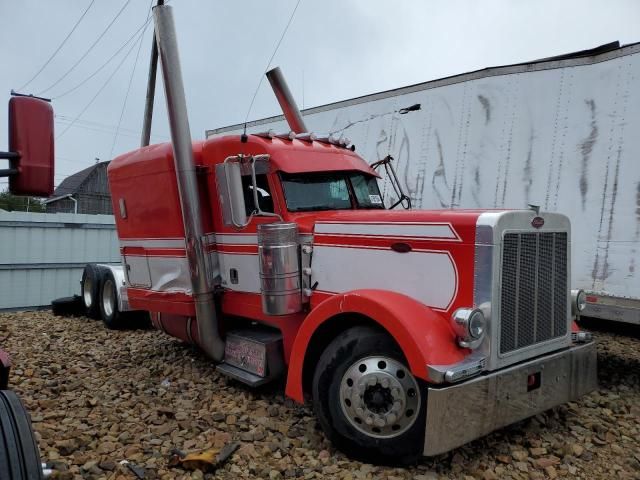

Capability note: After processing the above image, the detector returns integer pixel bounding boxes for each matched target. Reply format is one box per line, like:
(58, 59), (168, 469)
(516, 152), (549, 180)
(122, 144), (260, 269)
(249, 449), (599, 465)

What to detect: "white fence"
(0, 211), (119, 310)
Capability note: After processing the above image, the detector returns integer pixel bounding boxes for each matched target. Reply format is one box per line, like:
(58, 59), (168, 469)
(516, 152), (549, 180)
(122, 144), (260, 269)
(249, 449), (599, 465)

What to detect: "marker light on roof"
(295, 133), (316, 142)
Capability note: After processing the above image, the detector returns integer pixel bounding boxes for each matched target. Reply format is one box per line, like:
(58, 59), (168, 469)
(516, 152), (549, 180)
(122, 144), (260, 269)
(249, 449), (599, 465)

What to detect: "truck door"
(215, 170), (277, 294)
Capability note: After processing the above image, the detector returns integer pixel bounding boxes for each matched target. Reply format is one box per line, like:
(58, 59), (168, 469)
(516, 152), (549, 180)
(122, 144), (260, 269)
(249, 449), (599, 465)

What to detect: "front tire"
(99, 270), (125, 329)
(312, 326), (426, 465)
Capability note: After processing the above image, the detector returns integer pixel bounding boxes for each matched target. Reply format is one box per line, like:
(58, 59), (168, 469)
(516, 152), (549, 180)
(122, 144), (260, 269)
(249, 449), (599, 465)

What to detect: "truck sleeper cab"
(106, 133), (596, 464)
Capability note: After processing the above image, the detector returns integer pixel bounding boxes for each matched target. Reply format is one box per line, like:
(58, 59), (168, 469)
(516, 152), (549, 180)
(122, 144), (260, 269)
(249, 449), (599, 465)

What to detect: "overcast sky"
(0, 0), (638, 192)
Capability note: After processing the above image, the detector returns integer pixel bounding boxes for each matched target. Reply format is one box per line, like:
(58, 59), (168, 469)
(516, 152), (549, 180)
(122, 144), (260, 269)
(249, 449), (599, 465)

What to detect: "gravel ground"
(0, 311), (638, 480)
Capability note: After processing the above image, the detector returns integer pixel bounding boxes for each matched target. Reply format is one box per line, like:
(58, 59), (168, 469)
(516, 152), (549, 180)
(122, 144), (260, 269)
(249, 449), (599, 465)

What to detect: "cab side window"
(241, 174), (273, 216)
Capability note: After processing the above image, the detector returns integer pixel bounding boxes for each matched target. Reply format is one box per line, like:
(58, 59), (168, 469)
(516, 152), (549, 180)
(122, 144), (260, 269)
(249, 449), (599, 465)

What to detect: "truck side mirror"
(0, 95), (55, 197)
(216, 161), (247, 227)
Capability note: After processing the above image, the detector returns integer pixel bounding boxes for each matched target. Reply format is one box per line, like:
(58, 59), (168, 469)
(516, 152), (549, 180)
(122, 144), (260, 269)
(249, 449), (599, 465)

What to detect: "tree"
(0, 190), (45, 212)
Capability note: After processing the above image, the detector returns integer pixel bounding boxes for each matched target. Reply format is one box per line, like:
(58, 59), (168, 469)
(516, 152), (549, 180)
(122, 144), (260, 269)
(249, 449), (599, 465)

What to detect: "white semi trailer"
(208, 41), (640, 326)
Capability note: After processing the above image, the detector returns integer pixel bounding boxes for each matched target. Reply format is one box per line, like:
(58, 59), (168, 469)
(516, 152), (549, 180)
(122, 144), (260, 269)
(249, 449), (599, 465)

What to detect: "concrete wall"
(0, 211), (119, 310)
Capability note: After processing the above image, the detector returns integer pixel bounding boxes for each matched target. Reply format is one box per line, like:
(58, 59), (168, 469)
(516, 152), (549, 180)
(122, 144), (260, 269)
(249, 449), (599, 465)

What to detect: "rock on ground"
(1, 312), (639, 479)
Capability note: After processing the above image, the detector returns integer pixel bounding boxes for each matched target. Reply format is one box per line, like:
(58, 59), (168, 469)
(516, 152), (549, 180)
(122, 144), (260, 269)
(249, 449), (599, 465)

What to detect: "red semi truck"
(4, 5), (597, 465)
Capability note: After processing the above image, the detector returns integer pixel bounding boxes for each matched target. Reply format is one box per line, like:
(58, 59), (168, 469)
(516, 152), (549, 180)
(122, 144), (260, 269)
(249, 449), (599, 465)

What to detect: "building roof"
(52, 161), (109, 197)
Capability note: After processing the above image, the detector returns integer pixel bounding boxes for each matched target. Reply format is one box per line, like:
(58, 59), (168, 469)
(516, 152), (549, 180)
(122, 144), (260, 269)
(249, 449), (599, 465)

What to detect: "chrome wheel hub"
(83, 276), (93, 308)
(339, 356), (421, 438)
(102, 280), (115, 317)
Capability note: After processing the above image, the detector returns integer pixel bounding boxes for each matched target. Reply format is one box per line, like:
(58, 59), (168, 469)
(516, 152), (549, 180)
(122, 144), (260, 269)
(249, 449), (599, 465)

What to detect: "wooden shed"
(45, 161), (112, 215)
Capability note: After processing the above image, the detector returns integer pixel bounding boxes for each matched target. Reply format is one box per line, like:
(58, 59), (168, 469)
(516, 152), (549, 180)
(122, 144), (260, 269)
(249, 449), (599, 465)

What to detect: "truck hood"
(291, 209), (507, 244)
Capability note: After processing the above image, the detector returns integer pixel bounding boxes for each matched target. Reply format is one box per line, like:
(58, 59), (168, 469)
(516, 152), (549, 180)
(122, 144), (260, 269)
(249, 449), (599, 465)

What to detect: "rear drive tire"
(0, 390), (43, 480)
(99, 270), (126, 329)
(312, 325), (426, 466)
(81, 264), (104, 319)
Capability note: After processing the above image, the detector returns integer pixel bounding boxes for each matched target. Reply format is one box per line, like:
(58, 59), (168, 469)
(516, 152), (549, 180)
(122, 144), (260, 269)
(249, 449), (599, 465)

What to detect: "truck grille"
(500, 232), (568, 355)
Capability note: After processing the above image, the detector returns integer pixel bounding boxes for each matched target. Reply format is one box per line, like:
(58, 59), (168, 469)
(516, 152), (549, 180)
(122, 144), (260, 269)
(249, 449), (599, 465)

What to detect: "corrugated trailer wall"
(0, 212), (119, 310)
(208, 43), (640, 324)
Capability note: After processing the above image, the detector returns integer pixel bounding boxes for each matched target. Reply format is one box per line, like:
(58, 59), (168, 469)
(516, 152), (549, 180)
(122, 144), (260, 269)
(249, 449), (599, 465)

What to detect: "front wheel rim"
(339, 356), (421, 439)
(102, 280), (116, 318)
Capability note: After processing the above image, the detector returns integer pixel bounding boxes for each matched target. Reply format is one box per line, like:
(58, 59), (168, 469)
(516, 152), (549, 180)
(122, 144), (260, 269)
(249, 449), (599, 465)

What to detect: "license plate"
(224, 336), (267, 377)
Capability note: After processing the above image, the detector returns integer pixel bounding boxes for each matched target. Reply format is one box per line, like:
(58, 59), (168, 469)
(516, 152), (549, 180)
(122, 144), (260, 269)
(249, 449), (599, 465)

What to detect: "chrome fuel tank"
(258, 223), (302, 315)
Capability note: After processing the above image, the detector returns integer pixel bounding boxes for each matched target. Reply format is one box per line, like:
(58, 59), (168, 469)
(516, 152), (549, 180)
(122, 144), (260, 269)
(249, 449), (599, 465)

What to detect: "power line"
(35, 0), (133, 96)
(55, 115), (165, 137)
(55, 31), (142, 140)
(109, 0), (154, 159)
(55, 116), (169, 141)
(244, 0), (302, 126)
(56, 118), (156, 140)
(55, 117), (138, 134)
(17, 0), (97, 92)
(52, 18), (151, 99)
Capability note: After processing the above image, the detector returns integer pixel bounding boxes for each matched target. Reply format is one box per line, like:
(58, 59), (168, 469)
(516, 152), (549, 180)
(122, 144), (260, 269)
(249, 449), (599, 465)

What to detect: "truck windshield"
(281, 172), (384, 212)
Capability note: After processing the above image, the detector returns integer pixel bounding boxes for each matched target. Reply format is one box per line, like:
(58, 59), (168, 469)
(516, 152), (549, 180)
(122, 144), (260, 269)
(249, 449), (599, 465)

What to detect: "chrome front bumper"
(423, 342), (597, 456)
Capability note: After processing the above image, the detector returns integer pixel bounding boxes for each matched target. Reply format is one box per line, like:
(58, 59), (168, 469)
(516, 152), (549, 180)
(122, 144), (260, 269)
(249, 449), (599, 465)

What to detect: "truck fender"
(285, 289), (467, 403)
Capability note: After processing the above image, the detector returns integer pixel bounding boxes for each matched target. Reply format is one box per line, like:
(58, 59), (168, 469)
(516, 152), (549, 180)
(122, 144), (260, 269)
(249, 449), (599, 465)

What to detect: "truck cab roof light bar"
(275, 131), (296, 141)
(253, 130), (276, 139)
(295, 132), (316, 142)
(314, 135), (346, 147)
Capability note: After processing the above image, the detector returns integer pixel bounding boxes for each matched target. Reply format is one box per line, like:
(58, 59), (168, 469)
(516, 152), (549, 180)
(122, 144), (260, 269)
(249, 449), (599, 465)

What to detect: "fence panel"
(0, 212), (119, 310)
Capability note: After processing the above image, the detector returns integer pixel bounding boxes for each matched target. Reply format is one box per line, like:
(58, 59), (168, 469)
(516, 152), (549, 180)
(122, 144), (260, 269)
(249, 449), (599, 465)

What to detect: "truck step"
(216, 328), (284, 387)
(216, 363), (274, 387)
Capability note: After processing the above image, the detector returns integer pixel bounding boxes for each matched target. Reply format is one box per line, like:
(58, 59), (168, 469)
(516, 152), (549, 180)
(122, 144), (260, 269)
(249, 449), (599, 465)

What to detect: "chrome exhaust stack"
(266, 66), (308, 134)
(153, 5), (224, 361)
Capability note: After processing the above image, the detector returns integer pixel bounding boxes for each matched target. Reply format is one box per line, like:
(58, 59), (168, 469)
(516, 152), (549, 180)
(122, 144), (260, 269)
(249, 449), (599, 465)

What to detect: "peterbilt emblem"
(531, 217), (545, 228)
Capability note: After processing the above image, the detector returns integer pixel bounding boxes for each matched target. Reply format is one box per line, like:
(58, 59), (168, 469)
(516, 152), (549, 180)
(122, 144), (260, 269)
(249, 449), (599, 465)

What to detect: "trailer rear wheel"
(312, 325), (426, 465)
(0, 390), (43, 480)
(99, 270), (126, 329)
(81, 264), (104, 319)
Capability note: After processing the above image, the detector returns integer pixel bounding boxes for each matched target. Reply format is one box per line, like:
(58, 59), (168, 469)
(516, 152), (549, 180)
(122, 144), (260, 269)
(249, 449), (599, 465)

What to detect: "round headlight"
(451, 308), (486, 348)
(576, 290), (587, 312)
(469, 310), (486, 339)
(571, 289), (587, 315)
